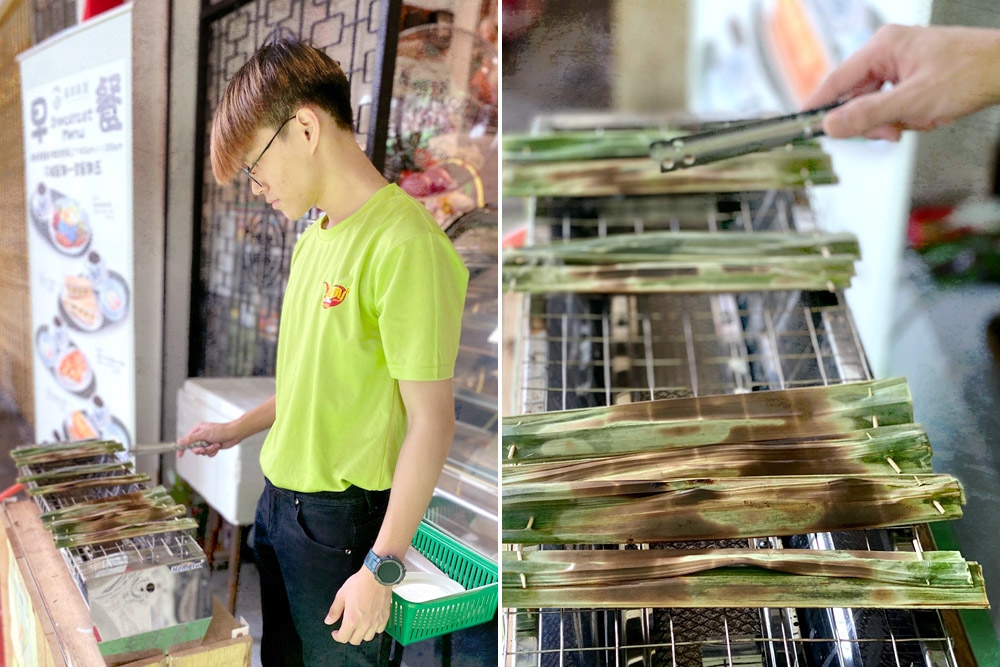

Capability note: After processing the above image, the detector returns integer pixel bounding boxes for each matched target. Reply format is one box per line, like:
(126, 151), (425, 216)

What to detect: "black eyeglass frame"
(243, 115), (297, 187)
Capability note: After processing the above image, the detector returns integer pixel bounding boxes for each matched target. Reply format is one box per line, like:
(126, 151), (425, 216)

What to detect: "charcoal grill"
(16, 455), (212, 650)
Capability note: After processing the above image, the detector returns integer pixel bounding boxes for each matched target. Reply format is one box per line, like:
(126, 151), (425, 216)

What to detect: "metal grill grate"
(504, 189), (960, 667)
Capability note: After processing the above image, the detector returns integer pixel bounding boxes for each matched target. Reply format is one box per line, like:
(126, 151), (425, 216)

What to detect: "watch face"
(377, 558), (404, 585)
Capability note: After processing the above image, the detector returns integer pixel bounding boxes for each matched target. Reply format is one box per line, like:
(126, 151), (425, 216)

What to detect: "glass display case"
(425, 208), (498, 562)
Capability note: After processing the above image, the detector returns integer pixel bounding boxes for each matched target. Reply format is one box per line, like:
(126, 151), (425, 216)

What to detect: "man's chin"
(283, 205), (309, 220)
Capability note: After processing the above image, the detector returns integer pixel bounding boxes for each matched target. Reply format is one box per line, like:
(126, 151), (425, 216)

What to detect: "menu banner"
(19, 7), (135, 449)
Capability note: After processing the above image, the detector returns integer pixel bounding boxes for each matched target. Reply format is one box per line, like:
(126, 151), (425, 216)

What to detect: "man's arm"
(324, 378), (456, 645)
(177, 394), (277, 457)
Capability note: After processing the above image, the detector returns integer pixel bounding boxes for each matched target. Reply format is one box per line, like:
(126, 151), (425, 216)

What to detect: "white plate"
(53, 347), (93, 394)
(393, 572), (463, 603)
(48, 196), (91, 256)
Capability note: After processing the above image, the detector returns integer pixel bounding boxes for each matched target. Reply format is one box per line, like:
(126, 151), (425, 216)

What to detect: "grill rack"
(18, 459), (206, 600)
(503, 187), (963, 667)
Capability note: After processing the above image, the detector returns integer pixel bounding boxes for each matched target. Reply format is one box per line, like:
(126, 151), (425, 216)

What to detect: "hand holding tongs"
(132, 440), (210, 456)
(650, 101), (844, 172)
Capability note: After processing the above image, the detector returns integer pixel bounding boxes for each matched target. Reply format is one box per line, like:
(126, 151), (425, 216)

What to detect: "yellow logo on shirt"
(322, 282), (349, 308)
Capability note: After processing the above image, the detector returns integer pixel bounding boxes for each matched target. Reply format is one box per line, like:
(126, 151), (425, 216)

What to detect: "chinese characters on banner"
(21, 54), (135, 450)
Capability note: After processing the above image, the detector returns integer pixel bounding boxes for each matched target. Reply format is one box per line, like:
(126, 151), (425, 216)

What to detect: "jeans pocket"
(293, 500), (356, 555)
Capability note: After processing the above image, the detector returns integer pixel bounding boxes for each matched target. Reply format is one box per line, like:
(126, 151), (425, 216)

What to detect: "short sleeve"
(375, 231), (469, 381)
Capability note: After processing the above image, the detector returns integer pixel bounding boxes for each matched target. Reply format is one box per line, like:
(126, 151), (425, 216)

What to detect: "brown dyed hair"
(210, 36), (354, 183)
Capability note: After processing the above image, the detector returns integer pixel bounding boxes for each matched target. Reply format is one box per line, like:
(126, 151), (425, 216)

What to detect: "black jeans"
(254, 478), (392, 667)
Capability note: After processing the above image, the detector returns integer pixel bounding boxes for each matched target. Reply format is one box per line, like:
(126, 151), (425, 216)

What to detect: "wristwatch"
(364, 549), (406, 586)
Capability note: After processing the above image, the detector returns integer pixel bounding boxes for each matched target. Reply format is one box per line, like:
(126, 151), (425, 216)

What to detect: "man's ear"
(293, 106), (322, 153)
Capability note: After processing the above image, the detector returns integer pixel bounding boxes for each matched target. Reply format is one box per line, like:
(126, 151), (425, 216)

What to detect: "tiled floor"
(886, 253), (1000, 640)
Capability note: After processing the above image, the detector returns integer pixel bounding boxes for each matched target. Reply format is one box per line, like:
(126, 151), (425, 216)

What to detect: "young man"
(178, 36), (468, 666)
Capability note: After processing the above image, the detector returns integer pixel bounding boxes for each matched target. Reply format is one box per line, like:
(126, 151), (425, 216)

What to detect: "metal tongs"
(650, 101), (843, 172)
(132, 440), (210, 456)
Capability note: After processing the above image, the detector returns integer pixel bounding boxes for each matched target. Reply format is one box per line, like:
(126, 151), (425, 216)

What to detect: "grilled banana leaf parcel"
(503, 378), (913, 464)
(502, 475), (964, 545)
(502, 548), (989, 609)
(503, 153), (836, 198)
(11, 439), (125, 466)
(17, 461), (133, 484)
(502, 129), (836, 198)
(27, 473), (151, 497)
(53, 517), (199, 549)
(502, 424), (933, 484)
(502, 231), (860, 293)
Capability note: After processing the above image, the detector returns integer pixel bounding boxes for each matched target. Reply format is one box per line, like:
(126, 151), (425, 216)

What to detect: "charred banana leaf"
(503, 151), (836, 198)
(503, 378), (913, 463)
(49, 505), (188, 536)
(502, 231), (859, 293)
(11, 439), (125, 466)
(17, 461), (133, 484)
(502, 474), (964, 544)
(502, 127), (821, 163)
(39, 487), (173, 524)
(504, 231), (859, 265)
(28, 473), (151, 497)
(502, 548), (988, 609)
(53, 517), (199, 549)
(502, 424), (932, 483)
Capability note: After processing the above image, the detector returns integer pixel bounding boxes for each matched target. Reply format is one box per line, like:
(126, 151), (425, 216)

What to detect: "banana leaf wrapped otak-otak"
(501, 474), (964, 545)
(501, 548), (989, 610)
(504, 231), (860, 265)
(53, 517), (199, 550)
(10, 439), (125, 466)
(17, 461), (134, 484)
(27, 473), (151, 497)
(502, 256), (857, 294)
(48, 504), (189, 537)
(503, 377), (913, 463)
(502, 127), (822, 163)
(502, 230), (860, 293)
(501, 424), (933, 484)
(39, 487), (174, 525)
(502, 149), (836, 198)
(42, 487), (183, 533)
(503, 128), (688, 162)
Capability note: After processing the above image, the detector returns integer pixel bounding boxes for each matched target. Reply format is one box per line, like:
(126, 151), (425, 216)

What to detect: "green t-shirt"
(260, 184), (469, 492)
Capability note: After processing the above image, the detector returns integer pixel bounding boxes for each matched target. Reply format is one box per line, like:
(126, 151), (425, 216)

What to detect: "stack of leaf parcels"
(502, 230), (860, 294)
(502, 378), (989, 609)
(502, 128), (836, 198)
(11, 439), (196, 549)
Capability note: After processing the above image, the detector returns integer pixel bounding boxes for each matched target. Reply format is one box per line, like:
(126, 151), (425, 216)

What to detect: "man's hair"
(210, 37), (355, 183)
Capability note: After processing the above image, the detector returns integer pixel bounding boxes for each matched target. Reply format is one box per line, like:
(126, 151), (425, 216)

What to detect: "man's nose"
(251, 179), (265, 196)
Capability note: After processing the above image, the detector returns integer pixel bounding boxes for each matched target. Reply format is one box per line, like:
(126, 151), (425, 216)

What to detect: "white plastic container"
(175, 377), (275, 526)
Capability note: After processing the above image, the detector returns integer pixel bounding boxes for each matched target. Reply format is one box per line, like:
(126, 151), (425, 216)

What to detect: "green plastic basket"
(386, 520), (498, 646)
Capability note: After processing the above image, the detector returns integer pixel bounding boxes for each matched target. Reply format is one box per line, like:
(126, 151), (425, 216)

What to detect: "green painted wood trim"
(929, 521), (1000, 666)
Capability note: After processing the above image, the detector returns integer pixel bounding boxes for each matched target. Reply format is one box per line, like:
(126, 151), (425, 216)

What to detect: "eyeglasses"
(243, 116), (296, 188)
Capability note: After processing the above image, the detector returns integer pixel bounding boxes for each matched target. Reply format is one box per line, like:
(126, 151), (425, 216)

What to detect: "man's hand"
(324, 567), (392, 645)
(176, 421), (241, 458)
(806, 24), (1000, 141)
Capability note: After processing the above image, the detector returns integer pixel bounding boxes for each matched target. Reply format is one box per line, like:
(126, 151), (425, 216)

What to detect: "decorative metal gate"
(191, 0), (401, 378)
